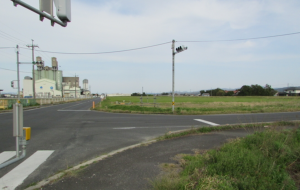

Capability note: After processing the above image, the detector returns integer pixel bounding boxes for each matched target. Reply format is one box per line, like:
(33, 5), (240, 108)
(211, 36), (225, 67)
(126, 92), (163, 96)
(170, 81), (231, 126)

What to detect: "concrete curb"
(24, 139), (157, 190)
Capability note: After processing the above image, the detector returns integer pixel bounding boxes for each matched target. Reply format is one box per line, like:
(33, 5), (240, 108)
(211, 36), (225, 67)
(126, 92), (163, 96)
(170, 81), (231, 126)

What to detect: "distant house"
(202, 93), (210, 97)
(233, 90), (239, 95)
(284, 87), (300, 96)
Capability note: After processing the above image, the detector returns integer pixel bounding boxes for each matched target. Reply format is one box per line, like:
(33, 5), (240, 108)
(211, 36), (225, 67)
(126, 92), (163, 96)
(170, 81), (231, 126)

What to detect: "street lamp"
(172, 40), (188, 113)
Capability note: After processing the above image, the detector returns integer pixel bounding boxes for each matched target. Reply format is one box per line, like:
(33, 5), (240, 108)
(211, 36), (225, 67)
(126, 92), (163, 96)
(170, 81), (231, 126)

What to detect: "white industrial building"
(22, 57), (91, 98)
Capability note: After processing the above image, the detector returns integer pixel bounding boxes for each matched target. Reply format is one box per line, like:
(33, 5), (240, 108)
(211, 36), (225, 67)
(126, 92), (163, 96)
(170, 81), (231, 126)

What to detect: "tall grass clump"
(152, 127), (300, 190)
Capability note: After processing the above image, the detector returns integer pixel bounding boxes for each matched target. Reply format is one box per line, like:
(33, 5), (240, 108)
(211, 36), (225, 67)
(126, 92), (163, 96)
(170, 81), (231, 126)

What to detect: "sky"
(1, 0), (300, 94)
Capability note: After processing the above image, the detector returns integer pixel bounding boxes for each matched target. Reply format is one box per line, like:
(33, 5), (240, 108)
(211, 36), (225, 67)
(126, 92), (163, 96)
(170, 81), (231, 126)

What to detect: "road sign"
(172, 102), (175, 105)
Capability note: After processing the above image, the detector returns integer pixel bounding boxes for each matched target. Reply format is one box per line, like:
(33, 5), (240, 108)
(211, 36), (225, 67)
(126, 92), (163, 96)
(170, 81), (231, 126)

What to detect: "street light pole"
(172, 40), (175, 113)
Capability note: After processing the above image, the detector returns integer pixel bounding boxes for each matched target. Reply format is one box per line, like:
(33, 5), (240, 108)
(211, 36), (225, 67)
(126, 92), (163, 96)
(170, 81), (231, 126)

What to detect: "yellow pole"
(93, 101), (95, 109)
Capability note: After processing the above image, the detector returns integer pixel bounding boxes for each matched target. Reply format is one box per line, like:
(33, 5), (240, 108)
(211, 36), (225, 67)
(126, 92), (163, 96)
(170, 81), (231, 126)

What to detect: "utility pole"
(16, 45), (20, 100)
(27, 40), (38, 99)
(172, 40), (175, 113)
(75, 74), (77, 98)
(171, 40), (187, 113)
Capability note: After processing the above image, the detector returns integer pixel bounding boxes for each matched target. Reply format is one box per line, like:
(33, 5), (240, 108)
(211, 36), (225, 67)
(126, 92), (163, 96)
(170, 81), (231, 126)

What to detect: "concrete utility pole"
(75, 74), (77, 98)
(27, 40), (38, 99)
(16, 45), (20, 100)
(172, 40), (175, 113)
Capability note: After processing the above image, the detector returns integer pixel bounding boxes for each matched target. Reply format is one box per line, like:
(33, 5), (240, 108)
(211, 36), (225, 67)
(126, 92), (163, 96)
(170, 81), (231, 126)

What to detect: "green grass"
(95, 96), (300, 115)
(151, 122), (300, 190)
(156, 121), (299, 141)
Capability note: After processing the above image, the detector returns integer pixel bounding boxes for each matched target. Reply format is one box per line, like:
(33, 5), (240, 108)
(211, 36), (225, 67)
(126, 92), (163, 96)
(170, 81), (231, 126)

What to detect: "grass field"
(96, 96), (300, 115)
(151, 121), (300, 190)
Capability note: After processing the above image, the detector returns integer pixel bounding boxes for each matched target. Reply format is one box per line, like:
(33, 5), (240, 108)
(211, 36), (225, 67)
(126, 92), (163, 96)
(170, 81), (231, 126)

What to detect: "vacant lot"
(96, 96), (300, 115)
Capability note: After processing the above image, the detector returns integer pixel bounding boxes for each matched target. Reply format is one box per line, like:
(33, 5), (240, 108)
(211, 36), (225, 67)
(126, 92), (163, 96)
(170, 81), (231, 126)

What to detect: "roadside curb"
(24, 139), (157, 190)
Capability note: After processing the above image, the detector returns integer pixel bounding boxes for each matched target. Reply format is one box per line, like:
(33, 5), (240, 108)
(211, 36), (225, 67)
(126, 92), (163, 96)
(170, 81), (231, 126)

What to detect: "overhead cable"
(19, 41), (172, 54)
(0, 67), (31, 73)
(8, 31), (300, 55)
(0, 47), (15, 49)
(177, 31), (300, 43)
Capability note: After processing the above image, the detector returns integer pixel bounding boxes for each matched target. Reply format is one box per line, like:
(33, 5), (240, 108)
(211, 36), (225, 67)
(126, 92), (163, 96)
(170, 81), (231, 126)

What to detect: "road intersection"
(1, 98), (300, 189)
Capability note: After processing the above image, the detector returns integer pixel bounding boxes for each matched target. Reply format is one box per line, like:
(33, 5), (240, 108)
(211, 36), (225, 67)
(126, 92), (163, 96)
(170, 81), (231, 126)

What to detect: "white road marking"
(0, 150), (54, 190)
(0, 151), (15, 165)
(57, 110), (91, 111)
(113, 127), (136, 130)
(194, 119), (219, 126)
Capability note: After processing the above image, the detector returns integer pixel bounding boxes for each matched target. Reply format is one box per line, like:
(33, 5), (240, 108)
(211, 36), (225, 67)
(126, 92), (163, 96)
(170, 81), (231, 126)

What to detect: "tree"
(224, 91), (234, 96)
(238, 84), (277, 96)
(264, 84), (277, 96)
(238, 85), (253, 96)
(216, 90), (225, 96)
(251, 84), (264, 96)
(131, 93), (140, 96)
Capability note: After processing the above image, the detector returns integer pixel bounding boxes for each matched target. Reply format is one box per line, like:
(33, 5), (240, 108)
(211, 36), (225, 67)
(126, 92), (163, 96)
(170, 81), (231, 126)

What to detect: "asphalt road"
(1, 98), (300, 189)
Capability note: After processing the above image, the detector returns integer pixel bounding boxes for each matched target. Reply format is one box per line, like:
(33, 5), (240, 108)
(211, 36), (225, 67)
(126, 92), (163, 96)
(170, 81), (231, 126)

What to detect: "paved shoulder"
(38, 128), (257, 190)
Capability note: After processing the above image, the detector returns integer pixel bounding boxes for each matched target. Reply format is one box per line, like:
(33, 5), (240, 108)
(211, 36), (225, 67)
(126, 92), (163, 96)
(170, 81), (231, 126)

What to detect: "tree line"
(200, 84), (276, 96)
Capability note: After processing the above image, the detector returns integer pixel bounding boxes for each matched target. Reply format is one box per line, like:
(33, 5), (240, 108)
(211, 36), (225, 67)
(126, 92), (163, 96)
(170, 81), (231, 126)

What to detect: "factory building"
(23, 57), (91, 98)
(62, 77), (81, 98)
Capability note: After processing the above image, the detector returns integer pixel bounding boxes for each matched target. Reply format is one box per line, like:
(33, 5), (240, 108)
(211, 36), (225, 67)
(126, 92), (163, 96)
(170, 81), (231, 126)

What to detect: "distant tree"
(161, 92), (169, 95)
(264, 84), (277, 96)
(200, 90), (205, 94)
(224, 91), (234, 96)
(251, 84), (265, 96)
(216, 89), (225, 96)
(238, 85), (253, 96)
(131, 93), (141, 96)
(238, 84), (277, 96)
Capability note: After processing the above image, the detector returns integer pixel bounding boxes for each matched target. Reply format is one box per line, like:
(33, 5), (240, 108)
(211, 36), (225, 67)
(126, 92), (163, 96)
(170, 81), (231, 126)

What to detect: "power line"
(177, 31), (300, 43)
(20, 41), (172, 54)
(0, 67), (31, 73)
(0, 30), (28, 45)
(8, 31), (300, 55)
(0, 47), (14, 49)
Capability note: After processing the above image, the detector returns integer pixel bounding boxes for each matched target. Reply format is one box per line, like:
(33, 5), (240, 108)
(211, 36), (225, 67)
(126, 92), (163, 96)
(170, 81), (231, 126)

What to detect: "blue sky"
(1, 0), (300, 94)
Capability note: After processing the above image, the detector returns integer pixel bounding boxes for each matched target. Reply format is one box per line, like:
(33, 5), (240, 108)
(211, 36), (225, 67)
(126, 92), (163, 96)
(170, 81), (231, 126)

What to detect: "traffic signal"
(54, 0), (71, 22)
(11, 81), (14, 88)
(33, 61), (42, 65)
(176, 45), (188, 53)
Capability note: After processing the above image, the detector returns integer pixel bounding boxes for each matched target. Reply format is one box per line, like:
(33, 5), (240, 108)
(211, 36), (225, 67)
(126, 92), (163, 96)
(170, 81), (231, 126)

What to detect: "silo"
(83, 79), (88, 91)
(52, 57), (58, 70)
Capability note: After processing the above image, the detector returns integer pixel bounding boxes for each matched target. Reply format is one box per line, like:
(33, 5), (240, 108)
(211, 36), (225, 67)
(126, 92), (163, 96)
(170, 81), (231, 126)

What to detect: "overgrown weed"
(152, 123), (300, 190)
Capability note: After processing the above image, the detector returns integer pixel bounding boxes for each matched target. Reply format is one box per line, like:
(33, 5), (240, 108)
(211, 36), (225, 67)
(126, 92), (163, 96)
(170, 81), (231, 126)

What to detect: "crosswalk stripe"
(0, 150), (54, 190)
(194, 119), (219, 126)
(0, 151), (16, 165)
